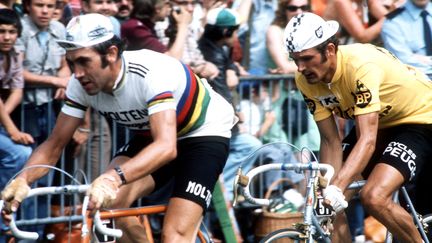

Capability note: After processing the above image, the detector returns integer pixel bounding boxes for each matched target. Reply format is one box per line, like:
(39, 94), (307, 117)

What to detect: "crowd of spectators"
(1, 0), (431, 242)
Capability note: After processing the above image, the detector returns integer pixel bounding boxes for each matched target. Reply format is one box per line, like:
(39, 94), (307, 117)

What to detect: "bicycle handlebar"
(93, 211), (123, 238)
(0, 185), (123, 240)
(240, 162), (334, 206)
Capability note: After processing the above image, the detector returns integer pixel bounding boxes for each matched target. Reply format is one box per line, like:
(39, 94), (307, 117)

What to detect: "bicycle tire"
(259, 228), (306, 243)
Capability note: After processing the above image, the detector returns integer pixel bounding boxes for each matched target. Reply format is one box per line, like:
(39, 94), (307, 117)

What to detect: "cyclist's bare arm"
(86, 109), (178, 241)
(316, 116), (344, 172)
(16, 113), (83, 184)
(333, 112), (379, 191)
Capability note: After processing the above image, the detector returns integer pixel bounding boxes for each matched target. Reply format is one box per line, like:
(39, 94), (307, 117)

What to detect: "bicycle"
(0, 184), (213, 243)
(233, 162), (432, 243)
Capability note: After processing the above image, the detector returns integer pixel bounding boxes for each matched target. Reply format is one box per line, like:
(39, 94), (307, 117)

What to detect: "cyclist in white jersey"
(1, 13), (236, 242)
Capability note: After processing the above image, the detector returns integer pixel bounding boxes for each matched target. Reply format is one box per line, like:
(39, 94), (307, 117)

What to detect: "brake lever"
(232, 167), (249, 207)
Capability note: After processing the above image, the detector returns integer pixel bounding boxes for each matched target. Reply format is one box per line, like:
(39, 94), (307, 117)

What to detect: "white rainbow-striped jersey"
(62, 49), (235, 139)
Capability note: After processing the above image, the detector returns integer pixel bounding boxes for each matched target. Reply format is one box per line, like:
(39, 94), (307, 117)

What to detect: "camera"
(173, 5), (181, 14)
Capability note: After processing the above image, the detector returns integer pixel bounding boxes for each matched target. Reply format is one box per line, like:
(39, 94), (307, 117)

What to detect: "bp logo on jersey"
(304, 97), (316, 114)
(353, 79), (372, 108)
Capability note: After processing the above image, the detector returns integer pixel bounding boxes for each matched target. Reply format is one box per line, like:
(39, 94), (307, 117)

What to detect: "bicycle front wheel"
(259, 228), (306, 243)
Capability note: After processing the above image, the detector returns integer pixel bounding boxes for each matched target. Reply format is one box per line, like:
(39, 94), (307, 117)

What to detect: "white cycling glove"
(323, 185), (348, 213)
(1, 178), (30, 213)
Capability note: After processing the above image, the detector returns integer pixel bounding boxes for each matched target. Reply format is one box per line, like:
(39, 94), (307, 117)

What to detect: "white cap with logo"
(57, 13), (114, 51)
(284, 12), (339, 53)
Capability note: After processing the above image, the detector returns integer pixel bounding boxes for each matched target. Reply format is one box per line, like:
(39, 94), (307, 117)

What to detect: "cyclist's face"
(290, 46), (335, 84)
(66, 47), (117, 95)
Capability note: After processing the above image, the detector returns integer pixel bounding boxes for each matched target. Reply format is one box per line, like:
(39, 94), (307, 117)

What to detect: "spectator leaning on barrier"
(0, 9), (34, 242)
(1, 13), (237, 243)
(267, 0), (308, 75)
(231, 0), (278, 75)
(17, 0), (71, 146)
(0, 9), (34, 180)
(381, 0), (432, 76)
(199, 7), (240, 105)
(284, 12), (432, 242)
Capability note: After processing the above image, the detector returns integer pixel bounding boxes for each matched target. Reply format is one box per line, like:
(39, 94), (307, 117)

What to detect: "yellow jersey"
(296, 43), (432, 129)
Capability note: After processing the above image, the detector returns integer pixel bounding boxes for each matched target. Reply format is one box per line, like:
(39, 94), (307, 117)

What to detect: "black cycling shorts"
(342, 124), (432, 183)
(115, 134), (230, 211)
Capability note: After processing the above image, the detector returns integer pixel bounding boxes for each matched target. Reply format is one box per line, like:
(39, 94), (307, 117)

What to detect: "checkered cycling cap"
(56, 13), (114, 51)
(284, 12), (339, 53)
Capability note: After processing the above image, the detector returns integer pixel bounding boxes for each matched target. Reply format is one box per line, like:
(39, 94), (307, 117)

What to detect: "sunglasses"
(286, 5), (310, 11)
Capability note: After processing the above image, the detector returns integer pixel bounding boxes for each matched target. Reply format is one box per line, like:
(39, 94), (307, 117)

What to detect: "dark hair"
(130, 0), (157, 20)
(238, 81), (260, 100)
(92, 35), (125, 68)
(21, 0), (32, 14)
(272, 0), (311, 28)
(316, 35), (339, 62)
(202, 24), (239, 42)
(272, 0), (291, 28)
(0, 8), (22, 37)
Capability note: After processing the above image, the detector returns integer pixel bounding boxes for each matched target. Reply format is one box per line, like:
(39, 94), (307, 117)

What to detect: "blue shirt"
(381, 0), (432, 74)
(15, 15), (66, 105)
(232, 0), (278, 74)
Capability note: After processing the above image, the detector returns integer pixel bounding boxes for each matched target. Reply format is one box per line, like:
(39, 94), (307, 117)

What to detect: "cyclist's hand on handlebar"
(1, 178), (30, 214)
(323, 185), (348, 213)
(87, 174), (120, 211)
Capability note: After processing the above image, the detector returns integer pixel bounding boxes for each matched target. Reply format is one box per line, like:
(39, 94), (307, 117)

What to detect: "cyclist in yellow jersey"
(284, 12), (432, 242)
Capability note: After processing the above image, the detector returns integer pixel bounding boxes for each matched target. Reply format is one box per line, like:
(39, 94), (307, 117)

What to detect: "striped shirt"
(62, 49), (235, 139)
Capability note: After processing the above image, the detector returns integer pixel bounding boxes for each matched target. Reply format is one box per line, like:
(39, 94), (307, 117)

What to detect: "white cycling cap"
(284, 12), (339, 53)
(57, 13), (114, 51)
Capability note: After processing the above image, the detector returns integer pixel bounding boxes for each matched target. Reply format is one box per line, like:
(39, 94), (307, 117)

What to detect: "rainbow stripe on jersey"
(147, 64), (211, 136)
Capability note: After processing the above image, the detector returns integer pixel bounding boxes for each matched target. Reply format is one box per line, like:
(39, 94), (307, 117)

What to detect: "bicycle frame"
(92, 206), (208, 243)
